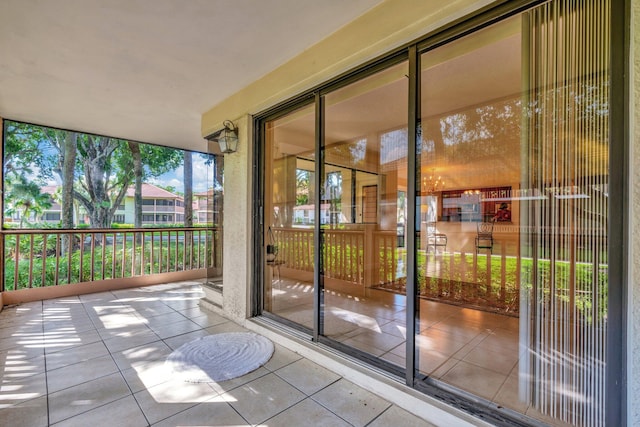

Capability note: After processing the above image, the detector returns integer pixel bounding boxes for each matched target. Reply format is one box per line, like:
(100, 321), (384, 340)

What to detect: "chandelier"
(422, 170), (445, 194)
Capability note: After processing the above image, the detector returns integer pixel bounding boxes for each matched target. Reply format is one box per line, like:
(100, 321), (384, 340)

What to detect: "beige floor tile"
(431, 319), (487, 341)
(0, 333), (44, 354)
(102, 328), (160, 353)
(148, 318), (202, 339)
(378, 320), (407, 339)
(43, 318), (97, 335)
(0, 395), (48, 427)
(206, 366), (271, 395)
(95, 323), (151, 340)
(90, 313), (147, 331)
(261, 343), (302, 372)
(416, 348), (455, 376)
(441, 360), (507, 401)
(51, 395), (148, 427)
(312, 379), (391, 427)
(380, 349), (406, 367)
(203, 321), (248, 334)
(42, 329), (102, 353)
(129, 304), (177, 319)
(0, 350), (45, 379)
(151, 398), (249, 427)
(47, 354), (119, 393)
(48, 372), (131, 424)
(388, 341), (407, 358)
(462, 345), (518, 376)
(162, 329), (210, 350)
(493, 373), (529, 414)
(341, 329), (406, 354)
(111, 340), (174, 371)
(274, 358), (340, 395)
(121, 359), (172, 394)
(260, 397), (351, 427)
(339, 338), (386, 356)
(0, 323), (42, 340)
(185, 310), (230, 328)
(222, 373), (305, 425)
(368, 405), (438, 427)
(133, 378), (219, 424)
(0, 372), (47, 407)
(143, 311), (190, 328)
(428, 355), (459, 379)
(417, 329), (468, 356)
(475, 328), (519, 353)
(45, 341), (109, 371)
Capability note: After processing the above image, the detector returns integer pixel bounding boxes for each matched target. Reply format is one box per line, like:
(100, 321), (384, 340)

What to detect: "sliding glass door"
(263, 103), (316, 328)
(416, 2), (610, 426)
(321, 61), (408, 367)
(259, 1), (615, 425)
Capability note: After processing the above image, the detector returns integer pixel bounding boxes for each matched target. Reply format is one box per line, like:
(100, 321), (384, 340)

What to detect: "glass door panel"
(263, 104), (316, 328)
(322, 61), (409, 368)
(417, 2), (610, 426)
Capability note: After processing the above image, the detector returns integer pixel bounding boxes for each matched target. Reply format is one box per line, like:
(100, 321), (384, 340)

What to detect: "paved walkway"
(0, 281), (436, 426)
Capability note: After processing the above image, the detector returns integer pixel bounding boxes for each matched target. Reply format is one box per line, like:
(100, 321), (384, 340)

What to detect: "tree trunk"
(61, 132), (77, 255)
(184, 151), (193, 227)
(213, 155), (224, 225)
(128, 142), (143, 228)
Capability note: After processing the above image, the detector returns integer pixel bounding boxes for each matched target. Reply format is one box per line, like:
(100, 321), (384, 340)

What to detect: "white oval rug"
(165, 332), (274, 383)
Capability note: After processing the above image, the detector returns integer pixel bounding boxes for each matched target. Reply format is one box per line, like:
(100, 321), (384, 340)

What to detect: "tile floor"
(269, 277), (553, 425)
(0, 281), (437, 427)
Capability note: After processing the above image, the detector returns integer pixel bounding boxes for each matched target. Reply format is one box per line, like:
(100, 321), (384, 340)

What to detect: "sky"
(150, 155), (214, 194)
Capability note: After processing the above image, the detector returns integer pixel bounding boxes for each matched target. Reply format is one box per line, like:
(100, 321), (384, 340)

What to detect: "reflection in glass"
(417, 2), (610, 426)
(263, 104), (316, 327)
(322, 61), (408, 368)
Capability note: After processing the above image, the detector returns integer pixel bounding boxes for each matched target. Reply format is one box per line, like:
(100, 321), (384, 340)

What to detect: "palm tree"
(5, 175), (52, 227)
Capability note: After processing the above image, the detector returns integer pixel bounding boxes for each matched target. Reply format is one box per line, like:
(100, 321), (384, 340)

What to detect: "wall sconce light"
(206, 120), (238, 154)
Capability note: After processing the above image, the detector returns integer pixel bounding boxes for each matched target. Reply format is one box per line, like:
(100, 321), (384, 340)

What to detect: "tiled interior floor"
(270, 276), (553, 424)
(0, 281), (438, 427)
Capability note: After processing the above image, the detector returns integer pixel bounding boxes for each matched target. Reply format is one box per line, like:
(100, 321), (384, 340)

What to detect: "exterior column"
(201, 115), (252, 324)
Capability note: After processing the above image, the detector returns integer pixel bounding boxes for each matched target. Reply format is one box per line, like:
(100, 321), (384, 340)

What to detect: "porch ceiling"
(0, 0), (382, 152)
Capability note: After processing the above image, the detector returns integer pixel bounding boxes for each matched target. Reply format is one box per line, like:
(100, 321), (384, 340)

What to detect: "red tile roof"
(40, 183), (182, 200)
(126, 183), (181, 199)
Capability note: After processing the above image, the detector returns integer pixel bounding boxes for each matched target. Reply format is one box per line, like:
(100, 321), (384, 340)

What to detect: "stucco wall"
(630, 0), (639, 424)
(220, 115), (253, 323)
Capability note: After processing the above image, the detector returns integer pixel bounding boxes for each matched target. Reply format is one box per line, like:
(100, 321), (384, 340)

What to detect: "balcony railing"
(1, 227), (222, 291)
(272, 226), (608, 316)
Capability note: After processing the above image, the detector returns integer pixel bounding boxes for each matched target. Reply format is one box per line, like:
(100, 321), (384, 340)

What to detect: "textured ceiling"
(0, 0), (382, 151)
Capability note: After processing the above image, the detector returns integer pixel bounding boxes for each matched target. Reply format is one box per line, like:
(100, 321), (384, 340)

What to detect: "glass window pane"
(263, 103), (316, 327)
(417, 2), (610, 426)
(322, 61), (408, 368)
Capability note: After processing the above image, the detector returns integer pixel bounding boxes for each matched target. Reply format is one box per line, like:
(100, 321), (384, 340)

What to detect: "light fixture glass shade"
(208, 120), (238, 154)
(218, 129), (238, 153)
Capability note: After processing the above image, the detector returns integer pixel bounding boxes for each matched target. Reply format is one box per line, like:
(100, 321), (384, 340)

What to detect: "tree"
(3, 121), (48, 179)
(130, 144), (182, 228)
(5, 175), (52, 227)
(39, 127), (83, 253)
(296, 169), (310, 205)
(74, 135), (132, 228)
